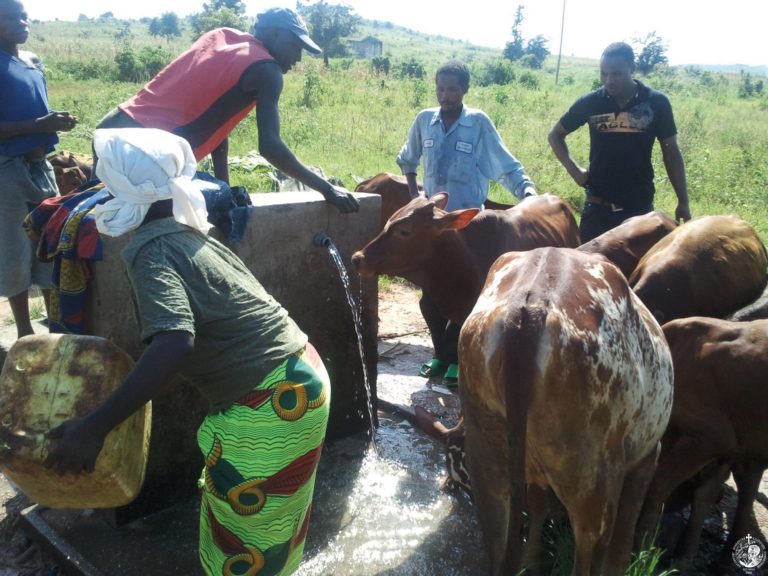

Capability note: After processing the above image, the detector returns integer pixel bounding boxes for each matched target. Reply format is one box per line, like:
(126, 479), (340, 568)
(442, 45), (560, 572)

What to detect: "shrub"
(518, 70), (540, 89)
(397, 57), (425, 80)
(372, 55), (390, 75)
(409, 78), (428, 109)
(477, 59), (515, 87)
(114, 46), (172, 82)
(55, 58), (117, 82)
(298, 70), (327, 108)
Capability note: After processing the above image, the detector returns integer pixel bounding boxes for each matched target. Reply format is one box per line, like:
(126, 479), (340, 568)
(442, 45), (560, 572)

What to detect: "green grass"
(536, 517), (678, 576)
(2, 296), (46, 326)
(29, 18), (767, 240)
(25, 21), (768, 239)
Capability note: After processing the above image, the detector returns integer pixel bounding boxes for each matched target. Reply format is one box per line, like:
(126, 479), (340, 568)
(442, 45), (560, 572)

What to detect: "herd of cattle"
(352, 173), (768, 575)
(43, 157), (766, 574)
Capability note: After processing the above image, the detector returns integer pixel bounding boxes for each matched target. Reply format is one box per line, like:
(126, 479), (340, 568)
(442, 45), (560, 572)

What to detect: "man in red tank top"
(96, 7), (358, 213)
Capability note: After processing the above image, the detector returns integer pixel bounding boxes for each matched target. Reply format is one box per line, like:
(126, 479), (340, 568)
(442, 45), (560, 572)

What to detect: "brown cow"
(577, 211), (678, 277)
(351, 192), (580, 325)
(55, 166), (88, 195)
(48, 151), (93, 195)
(629, 215), (768, 323)
(354, 172), (513, 230)
(460, 248), (673, 575)
(354, 172), (414, 230)
(636, 317), (768, 570)
(726, 282), (768, 321)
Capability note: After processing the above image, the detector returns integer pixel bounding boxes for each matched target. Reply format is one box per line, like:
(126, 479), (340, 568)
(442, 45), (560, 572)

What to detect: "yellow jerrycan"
(0, 333), (151, 508)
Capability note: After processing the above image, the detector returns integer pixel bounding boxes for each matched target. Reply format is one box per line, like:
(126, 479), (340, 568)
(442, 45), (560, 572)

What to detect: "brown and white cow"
(351, 192), (580, 325)
(629, 215), (768, 323)
(636, 316), (768, 569)
(354, 172), (514, 231)
(459, 247), (673, 576)
(578, 211), (678, 278)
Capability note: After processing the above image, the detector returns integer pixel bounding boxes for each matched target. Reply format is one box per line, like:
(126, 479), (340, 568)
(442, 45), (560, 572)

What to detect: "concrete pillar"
(83, 191), (380, 521)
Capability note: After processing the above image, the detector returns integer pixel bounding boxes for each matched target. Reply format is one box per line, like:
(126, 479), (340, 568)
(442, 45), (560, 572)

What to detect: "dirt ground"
(1, 284), (767, 575)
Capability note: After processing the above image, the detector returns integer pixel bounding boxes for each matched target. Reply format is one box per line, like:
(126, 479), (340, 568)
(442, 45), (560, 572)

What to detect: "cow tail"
(502, 305), (544, 573)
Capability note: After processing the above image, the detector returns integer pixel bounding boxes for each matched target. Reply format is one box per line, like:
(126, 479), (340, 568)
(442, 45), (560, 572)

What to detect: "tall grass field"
(26, 17), (768, 240)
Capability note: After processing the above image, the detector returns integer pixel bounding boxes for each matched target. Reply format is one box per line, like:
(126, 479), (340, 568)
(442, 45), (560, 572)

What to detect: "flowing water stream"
(307, 235), (487, 574)
(313, 233), (377, 438)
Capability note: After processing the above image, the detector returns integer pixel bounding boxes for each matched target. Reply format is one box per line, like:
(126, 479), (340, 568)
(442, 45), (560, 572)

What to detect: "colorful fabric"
(119, 28), (274, 161)
(198, 343), (330, 576)
(24, 184), (111, 332)
(196, 172), (253, 244)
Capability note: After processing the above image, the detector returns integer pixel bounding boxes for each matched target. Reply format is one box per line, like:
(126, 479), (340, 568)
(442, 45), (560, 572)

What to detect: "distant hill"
(350, 19), (500, 66)
(686, 63), (767, 77)
(351, 19), (766, 78)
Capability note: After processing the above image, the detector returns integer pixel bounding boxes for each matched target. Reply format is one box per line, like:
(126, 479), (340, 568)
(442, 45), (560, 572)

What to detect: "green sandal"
(419, 358), (447, 378)
(442, 363), (459, 388)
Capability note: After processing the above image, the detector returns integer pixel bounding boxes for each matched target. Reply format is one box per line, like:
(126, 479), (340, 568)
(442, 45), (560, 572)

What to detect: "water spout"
(312, 233), (332, 248)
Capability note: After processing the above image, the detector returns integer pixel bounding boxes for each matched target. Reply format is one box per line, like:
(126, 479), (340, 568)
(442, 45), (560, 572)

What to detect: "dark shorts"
(579, 202), (653, 243)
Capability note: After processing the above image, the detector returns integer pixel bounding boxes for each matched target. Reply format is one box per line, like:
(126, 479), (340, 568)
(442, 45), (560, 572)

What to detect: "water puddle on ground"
(308, 236), (484, 574)
(298, 413), (487, 575)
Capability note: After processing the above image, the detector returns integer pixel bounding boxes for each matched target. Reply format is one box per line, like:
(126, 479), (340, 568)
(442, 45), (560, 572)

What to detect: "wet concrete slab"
(19, 408), (487, 576)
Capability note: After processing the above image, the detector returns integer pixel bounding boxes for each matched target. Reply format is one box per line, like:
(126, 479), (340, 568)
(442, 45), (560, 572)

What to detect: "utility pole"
(555, 0), (566, 84)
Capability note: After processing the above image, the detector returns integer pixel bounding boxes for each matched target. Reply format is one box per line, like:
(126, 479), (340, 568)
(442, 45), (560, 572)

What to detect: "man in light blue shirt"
(397, 60), (536, 211)
(395, 60), (537, 386)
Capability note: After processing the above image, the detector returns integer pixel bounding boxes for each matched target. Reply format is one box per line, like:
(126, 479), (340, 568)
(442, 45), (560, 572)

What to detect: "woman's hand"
(44, 416), (108, 476)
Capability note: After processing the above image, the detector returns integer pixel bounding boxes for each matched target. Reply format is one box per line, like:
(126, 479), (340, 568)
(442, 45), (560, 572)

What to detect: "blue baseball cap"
(253, 7), (322, 54)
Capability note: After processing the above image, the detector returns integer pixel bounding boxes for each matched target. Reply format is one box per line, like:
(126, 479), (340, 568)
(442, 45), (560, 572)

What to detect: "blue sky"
(22, 0), (767, 67)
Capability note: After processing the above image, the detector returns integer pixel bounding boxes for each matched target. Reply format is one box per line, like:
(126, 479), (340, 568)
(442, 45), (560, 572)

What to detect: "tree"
(296, 1), (360, 67)
(502, 6), (525, 62)
(633, 31), (668, 75)
(502, 6), (549, 69)
(190, 8), (246, 37)
(203, 0), (246, 13)
(159, 12), (182, 41)
(524, 35), (550, 69)
(190, 0), (246, 37)
(148, 18), (161, 38)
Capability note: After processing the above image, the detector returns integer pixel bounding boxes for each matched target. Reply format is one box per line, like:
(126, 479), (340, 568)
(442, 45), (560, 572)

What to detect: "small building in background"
(348, 36), (383, 59)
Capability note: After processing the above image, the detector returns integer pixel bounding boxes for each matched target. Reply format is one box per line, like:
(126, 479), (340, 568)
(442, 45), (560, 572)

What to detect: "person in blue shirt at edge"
(0, 0), (78, 339)
(548, 41), (691, 243)
(396, 59), (538, 387)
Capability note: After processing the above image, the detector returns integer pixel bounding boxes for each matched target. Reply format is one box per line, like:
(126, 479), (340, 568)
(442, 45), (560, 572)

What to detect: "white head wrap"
(92, 128), (211, 236)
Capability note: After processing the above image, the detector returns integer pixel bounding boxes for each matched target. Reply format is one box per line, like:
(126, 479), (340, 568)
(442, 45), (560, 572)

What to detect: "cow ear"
(431, 192), (449, 209)
(442, 208), (480, 230)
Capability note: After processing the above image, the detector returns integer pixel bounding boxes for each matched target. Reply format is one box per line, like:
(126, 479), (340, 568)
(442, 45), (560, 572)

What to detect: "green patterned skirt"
(198, 343), (330, 576)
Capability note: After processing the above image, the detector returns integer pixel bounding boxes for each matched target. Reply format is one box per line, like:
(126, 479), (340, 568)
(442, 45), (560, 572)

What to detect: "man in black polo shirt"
(548, 42), (691, 242)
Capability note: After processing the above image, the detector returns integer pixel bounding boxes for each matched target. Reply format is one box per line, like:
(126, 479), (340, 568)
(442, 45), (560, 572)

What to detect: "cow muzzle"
(351, 251), (375, 277)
